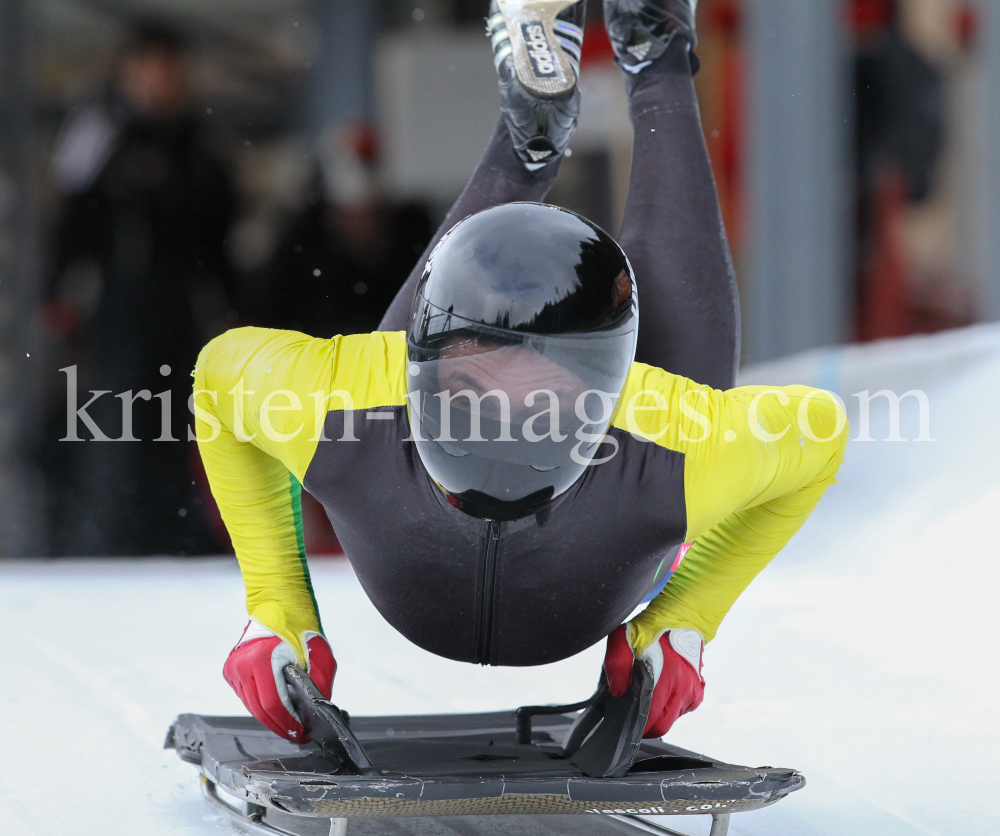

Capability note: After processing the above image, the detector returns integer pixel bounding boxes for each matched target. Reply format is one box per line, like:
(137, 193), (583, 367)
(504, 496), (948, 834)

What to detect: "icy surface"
(4, 325), (1000, 835)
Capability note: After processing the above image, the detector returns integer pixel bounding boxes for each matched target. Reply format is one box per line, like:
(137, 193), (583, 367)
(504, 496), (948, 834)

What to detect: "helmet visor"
(407, 301), (636, 518)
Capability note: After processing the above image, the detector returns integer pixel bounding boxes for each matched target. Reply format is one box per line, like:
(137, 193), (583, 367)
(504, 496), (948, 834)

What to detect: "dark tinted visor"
(406, 302), (636, 517)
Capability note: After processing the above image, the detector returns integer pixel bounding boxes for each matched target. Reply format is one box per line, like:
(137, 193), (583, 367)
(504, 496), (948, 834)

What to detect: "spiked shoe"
(487, 0), (586, 170)
(603, 0), (698, 75)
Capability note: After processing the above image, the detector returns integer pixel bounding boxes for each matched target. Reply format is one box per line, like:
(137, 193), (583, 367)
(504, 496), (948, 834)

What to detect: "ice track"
(3, 323), (1000, 835)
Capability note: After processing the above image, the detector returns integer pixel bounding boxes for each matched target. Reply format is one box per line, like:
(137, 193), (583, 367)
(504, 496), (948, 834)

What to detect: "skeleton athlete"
(195, 0), (848, 744)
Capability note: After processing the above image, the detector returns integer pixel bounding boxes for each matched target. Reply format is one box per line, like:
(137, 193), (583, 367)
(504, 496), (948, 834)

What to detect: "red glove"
(604, 623), (705, 738)
(222, 620), (336, 743)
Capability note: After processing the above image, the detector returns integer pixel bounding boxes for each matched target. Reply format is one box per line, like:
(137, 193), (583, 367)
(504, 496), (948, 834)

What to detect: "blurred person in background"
(851, 0), (947, 339)
(42, 23), (238, 555)
(256, 123), (432, 339)
(252, 124), (433, 556)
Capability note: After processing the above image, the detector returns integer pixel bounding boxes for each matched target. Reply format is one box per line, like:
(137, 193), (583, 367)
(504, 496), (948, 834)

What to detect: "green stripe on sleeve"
(289, 472), (324, 634)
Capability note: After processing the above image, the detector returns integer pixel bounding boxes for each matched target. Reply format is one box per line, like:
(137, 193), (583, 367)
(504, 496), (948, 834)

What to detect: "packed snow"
(3, 323), (1000, 836)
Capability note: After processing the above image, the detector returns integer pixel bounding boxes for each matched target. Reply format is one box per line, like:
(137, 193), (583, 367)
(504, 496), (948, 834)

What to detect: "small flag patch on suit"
(670, 542), (693, 573)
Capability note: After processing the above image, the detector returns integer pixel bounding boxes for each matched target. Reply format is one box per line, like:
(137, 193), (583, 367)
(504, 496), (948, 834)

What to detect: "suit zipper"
(477, 520), (502, 665)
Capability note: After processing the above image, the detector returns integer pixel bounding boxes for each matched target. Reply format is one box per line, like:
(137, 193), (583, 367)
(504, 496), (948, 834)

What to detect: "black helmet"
(406, 202), (638, 521)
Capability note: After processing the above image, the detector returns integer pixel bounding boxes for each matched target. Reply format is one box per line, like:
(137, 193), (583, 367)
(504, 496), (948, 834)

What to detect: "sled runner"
(167, 662), (803, 835)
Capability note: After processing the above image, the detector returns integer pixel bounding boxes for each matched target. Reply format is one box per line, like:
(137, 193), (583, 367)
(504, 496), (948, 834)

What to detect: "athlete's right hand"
(222, 620), (336, 743)
(604, 622), (704, 739)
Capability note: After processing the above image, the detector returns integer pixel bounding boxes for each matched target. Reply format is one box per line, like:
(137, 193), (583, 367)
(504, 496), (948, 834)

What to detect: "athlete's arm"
(614, 365), (849, 651)
(193, 326), (407, 663)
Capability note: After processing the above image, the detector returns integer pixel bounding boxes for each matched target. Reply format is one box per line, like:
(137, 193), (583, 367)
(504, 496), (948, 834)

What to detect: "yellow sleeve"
(192, 326), (407, 663)
(614, 365), (849, 650)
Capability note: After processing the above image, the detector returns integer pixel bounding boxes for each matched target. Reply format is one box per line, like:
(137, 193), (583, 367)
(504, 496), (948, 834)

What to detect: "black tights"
(378, 39), (739, 390)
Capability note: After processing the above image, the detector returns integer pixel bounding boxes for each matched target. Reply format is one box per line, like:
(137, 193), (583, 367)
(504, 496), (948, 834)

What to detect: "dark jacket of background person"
(850, 0), (948, 340)
(258, 197), (433, 340)
(854, 17), (945, 203)
(252, 122), (432, 341)
(42, 31), (237, 556)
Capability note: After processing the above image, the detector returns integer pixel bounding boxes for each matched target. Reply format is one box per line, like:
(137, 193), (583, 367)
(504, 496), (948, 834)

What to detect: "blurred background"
(0, 0), (996, 557)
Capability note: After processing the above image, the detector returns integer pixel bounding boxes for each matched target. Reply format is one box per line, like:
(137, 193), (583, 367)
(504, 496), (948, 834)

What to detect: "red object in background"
(857, 173), (912, 340)
(349, 123), (380, 166)
(580, 19), (615, 66)
(856, 171), (976, 339)
(706, 0), (741, 33)
(40, 297), (81, 338)
(849, 0), (896, 36)
(703, 0), (745, 251)
(956, 3), (979, 52)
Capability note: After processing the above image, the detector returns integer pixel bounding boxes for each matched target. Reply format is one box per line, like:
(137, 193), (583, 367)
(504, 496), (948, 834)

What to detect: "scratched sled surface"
(167, 709), (802, 819)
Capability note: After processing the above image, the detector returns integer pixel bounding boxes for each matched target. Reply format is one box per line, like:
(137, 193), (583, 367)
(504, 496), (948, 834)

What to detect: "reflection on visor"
(407, 298), (637, 518)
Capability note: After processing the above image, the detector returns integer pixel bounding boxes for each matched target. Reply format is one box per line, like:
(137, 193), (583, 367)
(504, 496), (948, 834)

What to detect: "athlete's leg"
(619, 37), (740, 390)
(380, 1), (586, 332)
(378, 124), (561, 331)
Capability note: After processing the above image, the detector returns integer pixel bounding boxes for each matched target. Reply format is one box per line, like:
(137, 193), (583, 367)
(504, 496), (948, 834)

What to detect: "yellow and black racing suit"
(194, 43), (848, 669)
(195, 327), (846, 667)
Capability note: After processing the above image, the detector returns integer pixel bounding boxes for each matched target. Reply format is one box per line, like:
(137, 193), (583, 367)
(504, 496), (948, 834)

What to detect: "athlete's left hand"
(603, 623), (705, 738)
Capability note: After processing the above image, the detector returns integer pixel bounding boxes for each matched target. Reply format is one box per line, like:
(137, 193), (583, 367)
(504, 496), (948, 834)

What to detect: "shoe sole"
(495, 0), (580, 98)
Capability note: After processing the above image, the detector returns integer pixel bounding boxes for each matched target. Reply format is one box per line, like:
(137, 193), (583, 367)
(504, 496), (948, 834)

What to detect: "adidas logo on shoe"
(522, 22), (558, 78)
(626, 41), (652, 61)
(526, 147), (553, 162)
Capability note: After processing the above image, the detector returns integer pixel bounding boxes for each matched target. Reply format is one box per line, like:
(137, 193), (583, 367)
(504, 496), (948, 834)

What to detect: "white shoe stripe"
(555, 40), (580, 77)
(553, 21), (583, 43)
(555, 38), (581, 60)
(494, 44), (513, 69)
(620, 59), (652, 74)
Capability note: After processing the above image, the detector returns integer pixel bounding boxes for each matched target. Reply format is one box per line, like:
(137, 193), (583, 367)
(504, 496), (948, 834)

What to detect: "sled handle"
(283, 664), (380, 776)
(569, 659), (653, 778)
(514, 692), (603, 744)
(513, 660), (653, 778)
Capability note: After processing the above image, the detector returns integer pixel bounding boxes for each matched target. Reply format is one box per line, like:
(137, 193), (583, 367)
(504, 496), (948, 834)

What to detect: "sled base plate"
(167, 708), (803, 826)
